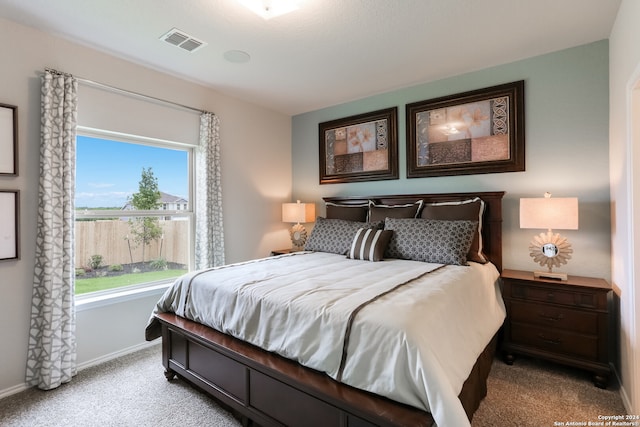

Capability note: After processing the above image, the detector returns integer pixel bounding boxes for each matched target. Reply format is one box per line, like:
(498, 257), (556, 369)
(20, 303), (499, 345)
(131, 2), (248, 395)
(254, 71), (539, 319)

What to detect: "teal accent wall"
(292, 40), (610, 278)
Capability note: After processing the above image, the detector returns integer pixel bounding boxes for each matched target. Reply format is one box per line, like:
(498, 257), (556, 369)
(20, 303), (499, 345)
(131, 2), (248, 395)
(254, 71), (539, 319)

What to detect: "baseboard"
(619, 386), (633, 416)
(76, 340), (160, 371)
(611, 362), (634, 414)
(0, 383), (30, 400)
(616, 367), (634, 415)
(0, 341), (161, 400)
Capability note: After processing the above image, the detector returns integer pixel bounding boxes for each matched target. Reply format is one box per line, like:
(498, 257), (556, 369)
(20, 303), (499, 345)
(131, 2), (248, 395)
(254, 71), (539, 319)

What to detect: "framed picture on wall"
(0, 103), (18, 176)
(319, 107), (398, 184)
(0, 190), (19, 261)
(406, 81), (525, 178)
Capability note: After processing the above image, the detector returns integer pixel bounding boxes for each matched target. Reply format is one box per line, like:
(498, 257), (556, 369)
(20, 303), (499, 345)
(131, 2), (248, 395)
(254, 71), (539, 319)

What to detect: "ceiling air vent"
(160, 28), (207, 53)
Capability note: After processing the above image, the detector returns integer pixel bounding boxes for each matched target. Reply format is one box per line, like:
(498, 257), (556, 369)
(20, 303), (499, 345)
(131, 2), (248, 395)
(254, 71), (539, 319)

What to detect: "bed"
(145, 191), (505, 427)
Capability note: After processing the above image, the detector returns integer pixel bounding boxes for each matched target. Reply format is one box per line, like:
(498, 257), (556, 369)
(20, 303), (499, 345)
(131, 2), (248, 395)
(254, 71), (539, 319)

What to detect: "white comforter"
(146, 251), (505, 427)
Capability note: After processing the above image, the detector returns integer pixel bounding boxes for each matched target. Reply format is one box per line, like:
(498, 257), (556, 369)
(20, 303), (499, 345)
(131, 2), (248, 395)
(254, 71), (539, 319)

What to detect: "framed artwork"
(319, 107), (398, 184)
(0, 190), (19, 261)
(406, 81), (524, 178)
(0, 103), (18, 176)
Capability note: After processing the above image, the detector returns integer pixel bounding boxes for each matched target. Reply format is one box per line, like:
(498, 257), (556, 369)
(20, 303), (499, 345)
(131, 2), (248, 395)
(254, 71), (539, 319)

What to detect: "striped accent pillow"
(347, 228), (393, 262)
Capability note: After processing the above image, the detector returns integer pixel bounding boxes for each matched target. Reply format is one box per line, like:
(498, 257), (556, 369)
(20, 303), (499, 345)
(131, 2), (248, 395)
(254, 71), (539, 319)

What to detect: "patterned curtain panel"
(26, 70), (78, 390)
(194, 112), (225, 269)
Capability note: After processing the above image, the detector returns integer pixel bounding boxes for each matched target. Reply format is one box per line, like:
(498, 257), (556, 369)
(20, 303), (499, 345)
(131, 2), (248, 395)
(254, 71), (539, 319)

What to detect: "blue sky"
(76, 136), (188, 208)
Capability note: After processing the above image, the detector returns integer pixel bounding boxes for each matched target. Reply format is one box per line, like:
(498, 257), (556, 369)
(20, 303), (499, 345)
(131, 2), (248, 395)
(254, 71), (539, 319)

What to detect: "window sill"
(75, 282), (171, 312)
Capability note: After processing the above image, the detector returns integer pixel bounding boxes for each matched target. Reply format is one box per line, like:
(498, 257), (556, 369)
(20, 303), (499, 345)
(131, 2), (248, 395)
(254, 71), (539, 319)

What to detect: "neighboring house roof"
(122, 191), (187, 210)
(159, 191), (188, 204)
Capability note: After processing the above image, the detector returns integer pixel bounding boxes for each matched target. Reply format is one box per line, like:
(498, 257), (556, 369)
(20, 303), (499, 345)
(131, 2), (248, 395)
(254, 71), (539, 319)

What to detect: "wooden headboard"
(323, 191), (505, 272)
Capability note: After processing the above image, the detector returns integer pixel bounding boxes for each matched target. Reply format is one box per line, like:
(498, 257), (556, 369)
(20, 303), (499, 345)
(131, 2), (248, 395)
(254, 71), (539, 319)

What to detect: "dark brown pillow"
(420, 198), (487, 263)
(368, 200), (423, 222)
(325, 202), (368, 222)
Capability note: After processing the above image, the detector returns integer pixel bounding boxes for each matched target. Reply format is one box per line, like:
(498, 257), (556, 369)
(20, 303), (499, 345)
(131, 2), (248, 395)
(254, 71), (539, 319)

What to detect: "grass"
(75, 269), (187, 295)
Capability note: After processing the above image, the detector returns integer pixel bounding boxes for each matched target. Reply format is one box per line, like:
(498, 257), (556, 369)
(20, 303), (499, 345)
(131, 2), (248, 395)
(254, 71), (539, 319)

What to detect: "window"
(74, 131), (193, 296)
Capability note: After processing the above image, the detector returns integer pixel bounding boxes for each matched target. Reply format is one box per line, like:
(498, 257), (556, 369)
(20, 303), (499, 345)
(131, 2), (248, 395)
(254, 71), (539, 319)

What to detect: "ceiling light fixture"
(236, 0), (300, 19)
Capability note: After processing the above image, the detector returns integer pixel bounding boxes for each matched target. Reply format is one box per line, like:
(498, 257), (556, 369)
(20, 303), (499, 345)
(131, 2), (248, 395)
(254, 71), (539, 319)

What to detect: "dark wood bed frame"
(155, 191), (505, 427)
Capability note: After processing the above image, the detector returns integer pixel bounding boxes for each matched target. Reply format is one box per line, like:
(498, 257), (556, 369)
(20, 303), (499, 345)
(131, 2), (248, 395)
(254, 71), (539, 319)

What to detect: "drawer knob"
(538, 334), (562, 345)
(546, 292), (555, 301)
(538, 312), (564, 322)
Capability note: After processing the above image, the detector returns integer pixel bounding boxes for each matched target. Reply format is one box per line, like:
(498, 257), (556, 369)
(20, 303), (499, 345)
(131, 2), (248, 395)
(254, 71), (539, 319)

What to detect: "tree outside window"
(127, 167), (164, 264)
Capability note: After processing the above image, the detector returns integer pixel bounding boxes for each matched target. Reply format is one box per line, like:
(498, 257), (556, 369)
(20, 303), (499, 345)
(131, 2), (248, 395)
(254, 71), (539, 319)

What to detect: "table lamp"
(282, 200), (315, 250)
(519, 193), (578, 280)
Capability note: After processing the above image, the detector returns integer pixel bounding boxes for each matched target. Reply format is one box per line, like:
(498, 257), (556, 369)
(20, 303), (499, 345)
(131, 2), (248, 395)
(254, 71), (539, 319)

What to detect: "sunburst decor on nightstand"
(282, 200), (316, 250)
(520, 193), (579, 281)
(528, 230), (573, 274)
(289, 223), (308, 248)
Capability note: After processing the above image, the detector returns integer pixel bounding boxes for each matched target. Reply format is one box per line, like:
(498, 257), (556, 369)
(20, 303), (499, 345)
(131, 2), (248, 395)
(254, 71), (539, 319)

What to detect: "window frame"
(74, 126), (196, 301)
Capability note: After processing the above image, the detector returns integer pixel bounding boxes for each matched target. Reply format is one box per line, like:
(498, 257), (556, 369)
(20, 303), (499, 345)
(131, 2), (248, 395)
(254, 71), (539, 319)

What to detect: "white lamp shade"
(282, 201), (315, 223)
(520, 197), (578, 230)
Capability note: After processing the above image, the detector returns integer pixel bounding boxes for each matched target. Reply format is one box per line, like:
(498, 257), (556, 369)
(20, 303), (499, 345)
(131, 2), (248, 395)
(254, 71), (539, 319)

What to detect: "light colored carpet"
(473, 356), (627, 426)
(0, 344), (241, 427)
(0, 344), (627, 426)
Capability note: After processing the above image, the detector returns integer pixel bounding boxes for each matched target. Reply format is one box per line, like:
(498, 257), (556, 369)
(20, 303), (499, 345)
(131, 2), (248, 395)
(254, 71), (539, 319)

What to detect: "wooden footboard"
(156, 312), (497, 427)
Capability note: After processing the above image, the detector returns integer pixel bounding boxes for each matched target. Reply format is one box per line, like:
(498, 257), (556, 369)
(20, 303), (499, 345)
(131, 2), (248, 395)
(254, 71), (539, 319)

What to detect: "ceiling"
(0, 0), (621, 115)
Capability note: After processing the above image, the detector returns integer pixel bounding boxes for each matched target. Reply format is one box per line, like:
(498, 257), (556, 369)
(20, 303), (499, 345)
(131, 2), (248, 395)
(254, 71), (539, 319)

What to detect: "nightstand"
(500, 269), (612, 388)
(271, 248), (294, 256)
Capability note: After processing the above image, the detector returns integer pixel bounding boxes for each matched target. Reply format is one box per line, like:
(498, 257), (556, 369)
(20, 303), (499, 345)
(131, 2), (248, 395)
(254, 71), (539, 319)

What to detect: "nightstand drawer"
(510, 300), (598, 334)
(511, 323), (598, 360)
(511, 283), (597, 308)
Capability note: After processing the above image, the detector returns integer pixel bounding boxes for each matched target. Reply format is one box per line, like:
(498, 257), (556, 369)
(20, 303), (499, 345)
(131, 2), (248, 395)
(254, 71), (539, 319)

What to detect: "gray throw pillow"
(305, 217), (381, 255)
(383, 218), (478, 265)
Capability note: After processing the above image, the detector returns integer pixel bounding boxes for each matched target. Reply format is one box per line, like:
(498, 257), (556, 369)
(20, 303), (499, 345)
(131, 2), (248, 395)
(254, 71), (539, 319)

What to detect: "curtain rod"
(44, 67), (207, 115)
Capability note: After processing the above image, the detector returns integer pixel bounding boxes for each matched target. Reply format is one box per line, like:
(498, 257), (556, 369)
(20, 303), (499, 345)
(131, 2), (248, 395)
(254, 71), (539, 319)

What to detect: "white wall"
(609, 0), (640, 414)
(0, 17), (293, 396)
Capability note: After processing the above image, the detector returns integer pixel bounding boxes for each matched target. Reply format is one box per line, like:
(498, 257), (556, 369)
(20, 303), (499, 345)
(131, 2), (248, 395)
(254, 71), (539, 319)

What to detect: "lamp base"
(533, 270), (568, 281)
(289, 223), (308, 248)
